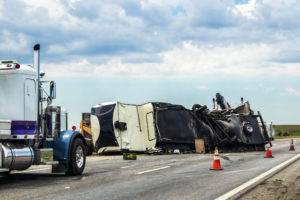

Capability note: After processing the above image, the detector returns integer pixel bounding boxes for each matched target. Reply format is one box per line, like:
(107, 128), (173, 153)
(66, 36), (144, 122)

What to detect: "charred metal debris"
(192, 93), (270, 153)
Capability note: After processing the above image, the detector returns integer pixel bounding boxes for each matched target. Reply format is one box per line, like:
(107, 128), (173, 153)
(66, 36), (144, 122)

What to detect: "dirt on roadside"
(240, 157), (300, 200)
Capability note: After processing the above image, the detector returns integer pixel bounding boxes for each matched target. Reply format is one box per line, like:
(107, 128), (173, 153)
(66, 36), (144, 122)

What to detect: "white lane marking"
(137, 166), (170, 175)
(12, 167), (51, 174)
(121, 165), (133, 169)
(216, 154), (300, 200)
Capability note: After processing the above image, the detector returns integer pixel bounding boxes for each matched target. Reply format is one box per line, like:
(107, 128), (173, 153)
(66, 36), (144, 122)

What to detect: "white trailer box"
(91, 102), (156, 153)
(0, 61), (37, 139)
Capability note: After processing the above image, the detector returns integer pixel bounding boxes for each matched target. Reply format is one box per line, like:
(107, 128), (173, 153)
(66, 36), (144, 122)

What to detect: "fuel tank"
(1, 142), (34, 170)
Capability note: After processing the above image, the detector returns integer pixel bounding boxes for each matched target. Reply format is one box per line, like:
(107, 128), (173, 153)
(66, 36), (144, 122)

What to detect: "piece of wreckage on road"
(90, 95), (270, 154)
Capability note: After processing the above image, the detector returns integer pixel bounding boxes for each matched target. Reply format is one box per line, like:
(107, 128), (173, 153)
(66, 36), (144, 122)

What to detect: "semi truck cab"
(0, 45), (86, 175)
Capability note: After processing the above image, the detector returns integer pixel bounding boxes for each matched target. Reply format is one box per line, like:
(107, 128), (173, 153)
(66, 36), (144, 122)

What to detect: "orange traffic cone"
(289, 139), (295, 151)
(264, 142), (274, 158)
(210, 146), (223, 170)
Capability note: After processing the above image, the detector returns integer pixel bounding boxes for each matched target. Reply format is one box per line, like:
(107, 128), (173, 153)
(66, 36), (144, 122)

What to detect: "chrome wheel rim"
(76, 146), (84, 168)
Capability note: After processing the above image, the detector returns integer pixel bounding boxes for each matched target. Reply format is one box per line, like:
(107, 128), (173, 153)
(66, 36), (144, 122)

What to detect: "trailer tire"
(243, 122), (254, 135)
(66, 138), (86, 176)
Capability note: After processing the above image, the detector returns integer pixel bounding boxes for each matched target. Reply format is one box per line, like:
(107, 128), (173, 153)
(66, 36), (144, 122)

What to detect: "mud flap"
(52, 164), (67, 173)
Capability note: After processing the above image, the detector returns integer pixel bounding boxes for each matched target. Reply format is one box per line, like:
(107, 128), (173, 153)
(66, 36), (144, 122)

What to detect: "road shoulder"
(240, 158), (300, 200)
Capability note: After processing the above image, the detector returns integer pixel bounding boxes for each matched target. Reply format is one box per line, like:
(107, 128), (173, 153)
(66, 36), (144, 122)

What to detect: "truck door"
(24, 79), (36, 121)
(118, 104), (143, 151)
(146, 112), (156, 141)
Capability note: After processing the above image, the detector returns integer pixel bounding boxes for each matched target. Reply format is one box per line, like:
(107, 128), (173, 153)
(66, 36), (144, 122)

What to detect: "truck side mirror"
(50, 81), (56, 99)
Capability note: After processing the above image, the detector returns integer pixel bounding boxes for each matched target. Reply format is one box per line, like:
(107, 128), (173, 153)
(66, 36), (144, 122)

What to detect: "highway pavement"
(0, 138), (299, 200)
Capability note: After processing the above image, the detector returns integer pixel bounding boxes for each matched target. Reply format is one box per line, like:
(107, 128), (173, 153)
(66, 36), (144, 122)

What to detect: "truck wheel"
(243, 122), (254, 135)
(67, 138), (86, 175)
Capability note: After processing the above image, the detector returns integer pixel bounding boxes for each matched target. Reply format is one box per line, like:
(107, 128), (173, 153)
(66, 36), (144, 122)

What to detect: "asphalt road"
(0, 139), (299, 200)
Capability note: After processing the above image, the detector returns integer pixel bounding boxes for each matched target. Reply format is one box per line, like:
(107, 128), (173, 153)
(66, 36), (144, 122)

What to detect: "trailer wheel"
(67, 138), (86, 175)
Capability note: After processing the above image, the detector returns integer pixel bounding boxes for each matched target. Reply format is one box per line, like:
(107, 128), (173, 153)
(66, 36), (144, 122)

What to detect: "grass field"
(274, 125), (300, 139)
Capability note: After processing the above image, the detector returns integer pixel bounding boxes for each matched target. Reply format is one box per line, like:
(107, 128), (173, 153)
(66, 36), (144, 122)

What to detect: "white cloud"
(1, 0), (300, 79)
(20, 0), (67, 19)
(234, 0), (258, 19)
(68, 0), (81, 10)
(283, 88), (300, 96)
(41, 41), (300, 79)
(0, 0), (3, 19)
(196, 85), (209, 90)
(0, 30), (29, 54)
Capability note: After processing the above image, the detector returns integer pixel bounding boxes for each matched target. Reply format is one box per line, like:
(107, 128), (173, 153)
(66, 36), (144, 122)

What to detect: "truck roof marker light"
(72, 126), (76, 131)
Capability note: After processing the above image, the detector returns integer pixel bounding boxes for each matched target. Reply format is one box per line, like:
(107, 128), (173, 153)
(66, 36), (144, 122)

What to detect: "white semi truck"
(0, 44), (86, 175)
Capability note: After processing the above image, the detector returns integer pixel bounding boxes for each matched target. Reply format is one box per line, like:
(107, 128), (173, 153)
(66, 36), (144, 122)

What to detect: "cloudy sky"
(1, 0), (300, 126)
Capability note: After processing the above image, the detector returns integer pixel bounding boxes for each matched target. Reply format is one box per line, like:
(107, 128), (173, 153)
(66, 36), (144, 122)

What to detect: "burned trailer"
(152, 103), (204, 151)
(193, 94), (270, 153)
(90, 102), (204, 154)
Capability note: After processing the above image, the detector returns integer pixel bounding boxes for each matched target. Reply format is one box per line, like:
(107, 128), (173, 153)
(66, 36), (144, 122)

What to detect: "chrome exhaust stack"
(34, 44), (41, 137)
(33, 44), (42, 143)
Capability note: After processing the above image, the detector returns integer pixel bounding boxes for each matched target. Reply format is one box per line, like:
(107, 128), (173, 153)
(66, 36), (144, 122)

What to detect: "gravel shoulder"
(240, 157), (300, 200)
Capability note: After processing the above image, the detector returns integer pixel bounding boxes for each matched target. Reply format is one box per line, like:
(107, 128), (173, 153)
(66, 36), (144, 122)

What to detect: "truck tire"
(243, 122), (254, 135)
(66, 138), (86, 175)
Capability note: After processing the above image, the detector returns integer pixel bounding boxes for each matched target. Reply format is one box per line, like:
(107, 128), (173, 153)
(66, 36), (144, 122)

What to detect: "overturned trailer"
(91, 102), (204, 153)
(91, 95), (269, 154)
